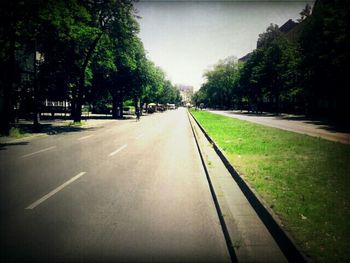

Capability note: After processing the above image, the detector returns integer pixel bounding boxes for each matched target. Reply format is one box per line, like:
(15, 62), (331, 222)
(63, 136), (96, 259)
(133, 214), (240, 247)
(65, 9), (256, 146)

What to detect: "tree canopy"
(0, 0), (180, 134)
(193, 1), (349, 124)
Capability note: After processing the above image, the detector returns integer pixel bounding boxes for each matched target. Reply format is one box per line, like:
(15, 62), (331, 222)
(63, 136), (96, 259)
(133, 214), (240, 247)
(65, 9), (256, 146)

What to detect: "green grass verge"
(68, 121), (87, 127)
(190, 110), (350, 263)
(4, 127), (30, 139)
(9, 127), (23, 138)
(0, 127), (33, 140)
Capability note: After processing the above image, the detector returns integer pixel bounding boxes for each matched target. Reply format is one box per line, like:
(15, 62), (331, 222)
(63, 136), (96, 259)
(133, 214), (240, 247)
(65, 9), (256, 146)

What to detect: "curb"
(188, 110), (307, 263)
(187, 111), (238, 263)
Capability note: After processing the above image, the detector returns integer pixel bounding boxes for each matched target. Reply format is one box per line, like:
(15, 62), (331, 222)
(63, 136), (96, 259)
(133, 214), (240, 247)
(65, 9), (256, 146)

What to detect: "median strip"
(25, 171), (86, 209)
(109, 144), (128, 157)
(21, 146), (57, 158)
(188, 111), (289, 263)
(190, 109), (350, 262)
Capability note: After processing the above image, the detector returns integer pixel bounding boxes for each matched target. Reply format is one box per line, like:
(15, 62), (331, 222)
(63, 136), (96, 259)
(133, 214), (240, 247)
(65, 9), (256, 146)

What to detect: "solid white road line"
(78, 135), (93, 140)
(25, 172), (86, 210)
(109, 144), (128, 157)
(21, 146), (56, 158)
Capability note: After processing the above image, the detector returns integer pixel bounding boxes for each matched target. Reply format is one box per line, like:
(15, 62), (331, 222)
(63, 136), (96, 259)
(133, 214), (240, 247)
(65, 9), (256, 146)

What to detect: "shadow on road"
(40, 114), (136, 121)
(224, 111), (276, 117)
(222, 110), (350, 133)
(279, 115), (350, 133)
(0, 141), (29, 151)
(16, 123), (95, 135)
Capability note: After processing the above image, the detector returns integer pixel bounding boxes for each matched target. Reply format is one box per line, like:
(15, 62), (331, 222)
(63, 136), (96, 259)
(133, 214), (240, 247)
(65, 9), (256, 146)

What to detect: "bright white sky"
(135, 0), (313, 91)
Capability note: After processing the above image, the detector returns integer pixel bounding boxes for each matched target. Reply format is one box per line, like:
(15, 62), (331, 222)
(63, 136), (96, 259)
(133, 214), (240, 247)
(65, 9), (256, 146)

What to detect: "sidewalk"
(209, 110), (350, 145)
(188, 112), (291, 263)
(0, 112), (154, 145)
(0, 117), (120, 144)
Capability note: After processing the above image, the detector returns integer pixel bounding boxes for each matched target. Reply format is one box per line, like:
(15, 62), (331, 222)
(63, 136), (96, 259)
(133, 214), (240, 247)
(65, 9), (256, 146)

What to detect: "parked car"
(147, 103), (156, 113)
(157, 104), (166, 111)
(167, 103), (176, 110)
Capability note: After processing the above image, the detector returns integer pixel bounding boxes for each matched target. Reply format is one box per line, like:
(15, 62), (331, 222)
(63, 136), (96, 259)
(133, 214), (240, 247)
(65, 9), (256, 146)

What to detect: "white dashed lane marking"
(109, 144), (128, 157)
(25, 172), (86, 210)
(21, 146), (56, 158)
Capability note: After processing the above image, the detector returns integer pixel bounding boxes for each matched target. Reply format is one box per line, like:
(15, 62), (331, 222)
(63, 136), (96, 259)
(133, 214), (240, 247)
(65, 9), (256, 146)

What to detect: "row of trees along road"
(193, 0), (350, 124)
(0, 0), (181, 135)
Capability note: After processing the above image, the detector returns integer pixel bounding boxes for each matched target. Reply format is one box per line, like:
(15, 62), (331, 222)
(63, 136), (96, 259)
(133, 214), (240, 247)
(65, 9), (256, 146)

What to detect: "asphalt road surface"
(0, 108), (230, 262)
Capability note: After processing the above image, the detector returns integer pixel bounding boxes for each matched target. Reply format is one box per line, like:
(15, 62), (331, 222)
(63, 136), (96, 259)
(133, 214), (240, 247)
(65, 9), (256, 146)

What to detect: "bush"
(9, 127), (22, 138)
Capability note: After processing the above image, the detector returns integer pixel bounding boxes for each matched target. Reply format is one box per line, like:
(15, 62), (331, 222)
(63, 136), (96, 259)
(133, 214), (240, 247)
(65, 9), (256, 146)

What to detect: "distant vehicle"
(147, 103), (156, 113)
(157, 104), (166, 111)
(41, 100), (71, 117)
(147, 103), (155, 113)
(167, 103), (176, 110)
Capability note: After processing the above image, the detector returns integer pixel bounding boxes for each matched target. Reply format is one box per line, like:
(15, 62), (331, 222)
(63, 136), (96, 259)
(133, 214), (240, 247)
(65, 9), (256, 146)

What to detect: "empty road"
(0, 108), (230, 262)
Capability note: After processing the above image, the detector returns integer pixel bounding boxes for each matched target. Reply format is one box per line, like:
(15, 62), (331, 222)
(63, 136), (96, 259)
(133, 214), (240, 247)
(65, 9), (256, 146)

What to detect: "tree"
(198, 56), (240, 109)
(71, 0), (138, 122)
(110, 34), (142, 119)
(298, 3), (312, 22)
(299, 0), (350, 120)
(0, 0), (44, 134)
(257, 24), (281, 49)
(0, 0), (178, 133)
(192, 88), (208, 107)
(238, 49), (266, 112)
(36, 0), (97, 122)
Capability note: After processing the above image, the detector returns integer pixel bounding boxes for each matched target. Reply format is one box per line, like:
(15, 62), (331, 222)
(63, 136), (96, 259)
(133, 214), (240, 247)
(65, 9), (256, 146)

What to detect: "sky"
(134, 0), (314, 91)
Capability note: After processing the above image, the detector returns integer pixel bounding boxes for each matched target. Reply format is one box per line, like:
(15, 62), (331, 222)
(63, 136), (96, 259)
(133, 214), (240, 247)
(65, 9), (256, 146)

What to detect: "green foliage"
(195, 56), (241, 109)
(257, 23), (281, 49)
(195, 1), (350, 121)
(158, 80), (182, 105)
(9, 127), (22, 138)
(192, 110), (350, 263)
(298, 0), (350, 120)
(0, 0), (177, 128)
(298, 3), (312, 22)
(68, 121), (86, 127)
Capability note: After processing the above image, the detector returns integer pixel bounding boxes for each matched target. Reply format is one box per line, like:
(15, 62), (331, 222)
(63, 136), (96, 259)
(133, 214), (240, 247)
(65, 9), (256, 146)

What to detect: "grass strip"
(190, 109), (350, 263)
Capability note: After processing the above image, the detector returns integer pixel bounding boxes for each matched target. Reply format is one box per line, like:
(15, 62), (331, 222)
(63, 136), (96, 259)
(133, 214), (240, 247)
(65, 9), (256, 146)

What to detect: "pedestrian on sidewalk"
(135, 107), (141, 121)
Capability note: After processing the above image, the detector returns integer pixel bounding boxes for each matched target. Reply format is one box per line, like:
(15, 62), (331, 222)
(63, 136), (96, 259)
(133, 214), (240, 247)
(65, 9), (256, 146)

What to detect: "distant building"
(238, 18), (303, 62)
(238, 52), (253, 62)
(177, 85), (193, 106)
(279, 19), (298, 33)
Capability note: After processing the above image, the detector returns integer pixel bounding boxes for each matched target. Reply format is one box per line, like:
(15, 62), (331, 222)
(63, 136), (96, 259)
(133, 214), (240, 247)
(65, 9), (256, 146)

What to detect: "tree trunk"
(112, 95), (119, 119)
(73, 33), (103, 123)
(73, 73), (84, 123)
(73, 96), (82, 122)
(275, 92), (280, 115)
(111, 94), (124, 119)
(70, 87), (77, 120)
(119, 97), (123, 119)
